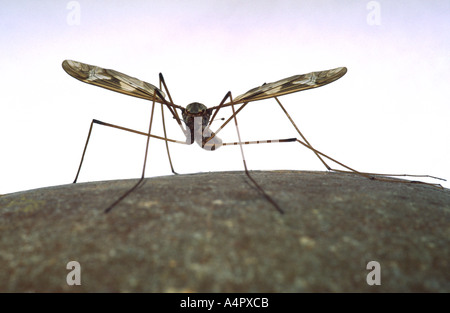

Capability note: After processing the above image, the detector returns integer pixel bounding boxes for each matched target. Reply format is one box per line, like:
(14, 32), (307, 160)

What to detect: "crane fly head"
(182, 102), (212, 130)
(182, 102), (221, 150)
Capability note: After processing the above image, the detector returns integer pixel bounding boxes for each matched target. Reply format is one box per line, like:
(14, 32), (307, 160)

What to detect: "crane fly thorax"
(182, 102), (221, 150)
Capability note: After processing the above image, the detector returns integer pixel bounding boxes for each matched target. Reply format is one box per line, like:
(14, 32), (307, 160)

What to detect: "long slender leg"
(104, 96), (157, 213)
(158, 73), (185, 134)
(159, 76), (179, 174)
(294, 138), (443, 187)
(215, 135), (443, 188)
(276, 95), (372, 179)
(73, 120), (95, 183)
(161, 103), (178, 174)
(274, 96), (444, 187)
(73, 119), (187, 183)
(204, 94), (442, 195)
(217, 135), (360, 179)
(220, 138), (297, 146)
(229, 96), (284, 214)
(275, 97), (331, 170)
(208, 91), (232, 128)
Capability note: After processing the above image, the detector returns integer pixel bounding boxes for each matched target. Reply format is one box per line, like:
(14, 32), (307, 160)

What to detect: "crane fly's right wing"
(231, 67), (348, 105)
(62, 60), (167, 103)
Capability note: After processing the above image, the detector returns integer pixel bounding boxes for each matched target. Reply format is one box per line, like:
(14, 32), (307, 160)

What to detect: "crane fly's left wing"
(62, 60), (167, 103)
(217, 67), (347, 108)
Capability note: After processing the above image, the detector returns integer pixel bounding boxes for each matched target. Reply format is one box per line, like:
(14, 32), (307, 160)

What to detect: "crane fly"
(62, 60), (444, 213)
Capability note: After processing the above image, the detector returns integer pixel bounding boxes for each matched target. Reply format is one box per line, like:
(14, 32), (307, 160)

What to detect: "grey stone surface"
(0, 171), (449, 292)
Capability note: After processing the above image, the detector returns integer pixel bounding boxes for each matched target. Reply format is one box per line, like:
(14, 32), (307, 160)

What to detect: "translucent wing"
(62, 60), (166, 103)
(220, 67), (347, 107)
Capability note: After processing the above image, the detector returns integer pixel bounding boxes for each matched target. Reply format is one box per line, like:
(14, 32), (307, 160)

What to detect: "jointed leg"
(216, 135), (443, 188)
(160, 103), (178, 174)
(73, 120), (94, 183)
(294, 138), (443, 187)
(159, 75), (180, 174)
(159, 73), (184, 128)
(208, 91), (232, 128)
(73, 119), (187, 183)
(274, 96), (444, 188)
(104, 96), (157, 213)
(228, 95), (284, 214)
(275, 97), (331, 170)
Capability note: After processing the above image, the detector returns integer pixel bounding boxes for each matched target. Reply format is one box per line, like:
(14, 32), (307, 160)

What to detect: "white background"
(1, 0), (449, 194)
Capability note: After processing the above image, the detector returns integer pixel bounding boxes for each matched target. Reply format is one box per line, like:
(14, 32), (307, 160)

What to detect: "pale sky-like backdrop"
(1, 0), (449, 194)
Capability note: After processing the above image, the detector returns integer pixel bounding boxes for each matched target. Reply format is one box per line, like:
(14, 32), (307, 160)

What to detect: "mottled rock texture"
(0, 171), (448, 292)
